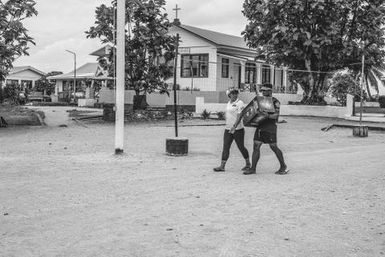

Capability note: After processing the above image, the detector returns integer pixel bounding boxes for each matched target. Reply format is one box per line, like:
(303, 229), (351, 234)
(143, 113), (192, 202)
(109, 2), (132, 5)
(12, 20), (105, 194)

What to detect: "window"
(245, 63), (256, 83)
(221, 58), (229, 78)
(21, 80), (33, 89)
(262, 65), (271, 83)
(181, 54), (209, 78)
(5, 79), (19, 86)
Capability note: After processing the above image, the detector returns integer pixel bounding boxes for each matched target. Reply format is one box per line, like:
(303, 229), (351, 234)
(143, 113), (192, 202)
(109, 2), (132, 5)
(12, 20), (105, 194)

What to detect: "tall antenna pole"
(114, 0), (126, 154)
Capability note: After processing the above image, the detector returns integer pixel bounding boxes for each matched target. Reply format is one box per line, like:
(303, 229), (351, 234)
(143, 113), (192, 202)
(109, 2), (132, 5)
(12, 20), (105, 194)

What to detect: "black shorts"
(253, 129), (277, 144)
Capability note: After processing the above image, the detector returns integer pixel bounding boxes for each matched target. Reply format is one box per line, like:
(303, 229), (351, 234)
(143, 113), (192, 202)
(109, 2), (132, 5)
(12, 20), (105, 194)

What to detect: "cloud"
(14, 0), (248, 72)
(165, 0), (247, 35)
(14, 37), (102, 73)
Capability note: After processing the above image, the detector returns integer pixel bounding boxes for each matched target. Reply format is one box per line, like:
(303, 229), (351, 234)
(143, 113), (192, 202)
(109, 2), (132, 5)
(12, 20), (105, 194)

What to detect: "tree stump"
(166, 138), (188, 156)
(353, 125), (368, 137)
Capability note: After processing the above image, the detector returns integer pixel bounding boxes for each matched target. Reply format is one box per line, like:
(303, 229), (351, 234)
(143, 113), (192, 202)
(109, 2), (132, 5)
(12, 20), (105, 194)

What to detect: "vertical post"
(65, 50), (76, 102)
(114, 0), (125, 154)
(73, 54), (76, 102)
(173, 34), (179, 137)
(359, 53), (365, 125)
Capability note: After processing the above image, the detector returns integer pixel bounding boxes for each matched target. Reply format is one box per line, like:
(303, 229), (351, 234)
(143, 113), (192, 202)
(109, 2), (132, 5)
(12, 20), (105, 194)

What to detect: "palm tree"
(365, 65), (385, 99)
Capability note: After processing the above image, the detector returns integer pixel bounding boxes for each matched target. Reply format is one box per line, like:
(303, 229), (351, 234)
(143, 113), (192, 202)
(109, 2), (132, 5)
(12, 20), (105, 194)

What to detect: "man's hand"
(229, 126), (236, 134)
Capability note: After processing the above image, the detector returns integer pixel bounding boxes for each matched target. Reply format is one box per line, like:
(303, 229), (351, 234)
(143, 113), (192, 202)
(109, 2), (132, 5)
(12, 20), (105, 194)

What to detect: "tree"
(242, 0), (385, 105)
(34, 71), (63, 96)
(0, 0), (38, 103)
(86, 0), (176, 99)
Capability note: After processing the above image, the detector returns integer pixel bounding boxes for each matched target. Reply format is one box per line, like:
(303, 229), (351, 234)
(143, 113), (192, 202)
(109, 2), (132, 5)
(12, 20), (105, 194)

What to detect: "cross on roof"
(173, 4), (181, 19)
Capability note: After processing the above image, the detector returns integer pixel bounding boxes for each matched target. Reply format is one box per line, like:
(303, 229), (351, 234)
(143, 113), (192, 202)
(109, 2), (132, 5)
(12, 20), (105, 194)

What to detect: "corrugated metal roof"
(47, 63), (99, 80)
(178, 24), (250, 50)
(9, 66), (46, 76)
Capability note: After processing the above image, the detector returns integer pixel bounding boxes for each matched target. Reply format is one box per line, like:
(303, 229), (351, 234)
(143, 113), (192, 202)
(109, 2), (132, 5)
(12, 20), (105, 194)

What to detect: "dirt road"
(1, 115), (384, 257)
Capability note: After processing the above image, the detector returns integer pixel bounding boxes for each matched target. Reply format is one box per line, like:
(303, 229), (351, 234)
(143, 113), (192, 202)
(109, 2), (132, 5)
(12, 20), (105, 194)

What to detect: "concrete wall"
(196, 97), (352, 118)
(238, 92), (302, 105)
(98, 89), (229, 105)
(98, 88), (344, 117)
(98, 88), (134, 104)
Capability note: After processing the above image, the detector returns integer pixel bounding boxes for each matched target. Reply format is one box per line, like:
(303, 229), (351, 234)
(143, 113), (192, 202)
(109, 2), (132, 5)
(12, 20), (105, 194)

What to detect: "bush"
(3, 84), (23, 105)
(379, 95), (385, 108)
(201, 109), (211, 119)
(216, 111), (225, 120)
(329, 72), (362, 106)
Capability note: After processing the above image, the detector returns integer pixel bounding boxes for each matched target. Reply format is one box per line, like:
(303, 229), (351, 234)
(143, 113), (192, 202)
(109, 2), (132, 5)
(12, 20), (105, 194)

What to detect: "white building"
(166, 21), (293, 93)
(2, 66), (46, 90)
(90, 21), (294, 94)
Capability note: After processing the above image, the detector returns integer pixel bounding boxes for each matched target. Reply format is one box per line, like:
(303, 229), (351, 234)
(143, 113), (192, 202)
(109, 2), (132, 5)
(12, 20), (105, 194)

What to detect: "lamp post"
(65, 50), (76, 103)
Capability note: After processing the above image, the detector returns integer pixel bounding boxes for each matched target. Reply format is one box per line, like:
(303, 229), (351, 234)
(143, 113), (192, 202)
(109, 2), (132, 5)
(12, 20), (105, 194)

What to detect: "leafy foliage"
(216, 111), (225, 120)
(2, 83), (25, 105)
(86, 0), (176, 96)
(242, 0), (385, 105)
(200, 109), (211, 120)
(0, 0), (37, 81)
(34, 71), (63, 95)
(378, 95), (385, 108)
(329, 71), (362, 106)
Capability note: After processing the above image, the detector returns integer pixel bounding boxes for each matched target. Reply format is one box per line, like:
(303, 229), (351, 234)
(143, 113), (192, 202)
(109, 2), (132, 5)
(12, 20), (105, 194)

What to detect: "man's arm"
(267, 99), (280, 120)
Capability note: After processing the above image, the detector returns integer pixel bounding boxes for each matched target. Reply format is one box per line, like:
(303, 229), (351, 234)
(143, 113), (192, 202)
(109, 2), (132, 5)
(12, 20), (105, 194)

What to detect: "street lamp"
(65, 50), (77, 103)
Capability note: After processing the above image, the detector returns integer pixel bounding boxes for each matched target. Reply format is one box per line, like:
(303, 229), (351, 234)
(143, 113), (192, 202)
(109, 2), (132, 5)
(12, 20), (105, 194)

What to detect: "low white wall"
(78, 99), (97, 107)
(98, 88), (135, 104)
(280, 105), (349, 118)
(196, 97), (351, 118)
(239, 92), (302, 105)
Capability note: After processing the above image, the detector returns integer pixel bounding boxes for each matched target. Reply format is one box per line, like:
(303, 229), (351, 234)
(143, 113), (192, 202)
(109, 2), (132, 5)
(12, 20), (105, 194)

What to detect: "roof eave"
(175, 25), (219, 47)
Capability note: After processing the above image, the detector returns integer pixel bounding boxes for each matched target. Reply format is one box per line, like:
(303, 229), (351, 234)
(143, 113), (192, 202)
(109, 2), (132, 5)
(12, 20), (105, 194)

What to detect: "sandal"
(275, 168), (290, 175)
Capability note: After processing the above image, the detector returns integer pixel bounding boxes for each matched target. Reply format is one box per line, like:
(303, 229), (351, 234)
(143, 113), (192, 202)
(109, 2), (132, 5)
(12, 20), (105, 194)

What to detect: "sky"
(13, 0), (247, 74)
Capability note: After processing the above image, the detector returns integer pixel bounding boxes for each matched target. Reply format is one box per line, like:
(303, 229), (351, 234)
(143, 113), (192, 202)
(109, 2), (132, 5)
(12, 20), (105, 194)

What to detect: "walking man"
(230, 83), (289, 175)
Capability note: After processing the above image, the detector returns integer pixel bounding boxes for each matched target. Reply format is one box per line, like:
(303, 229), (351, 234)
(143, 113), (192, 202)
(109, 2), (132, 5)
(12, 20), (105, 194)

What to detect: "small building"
(48, 62), (111, 105)
(3, 66), (46, 90)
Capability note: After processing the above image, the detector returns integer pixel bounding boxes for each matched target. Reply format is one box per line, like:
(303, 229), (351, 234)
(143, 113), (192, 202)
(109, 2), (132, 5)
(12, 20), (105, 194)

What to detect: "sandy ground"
(1, 109), (385, 257)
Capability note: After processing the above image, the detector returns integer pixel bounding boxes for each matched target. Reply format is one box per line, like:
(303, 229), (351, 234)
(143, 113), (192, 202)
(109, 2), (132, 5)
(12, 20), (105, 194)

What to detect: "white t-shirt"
(225, 99), (245, 130)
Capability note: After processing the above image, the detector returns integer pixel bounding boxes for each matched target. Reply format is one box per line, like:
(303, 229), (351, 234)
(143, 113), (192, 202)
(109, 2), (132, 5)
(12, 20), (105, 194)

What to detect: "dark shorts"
(253, 129), (277, 144)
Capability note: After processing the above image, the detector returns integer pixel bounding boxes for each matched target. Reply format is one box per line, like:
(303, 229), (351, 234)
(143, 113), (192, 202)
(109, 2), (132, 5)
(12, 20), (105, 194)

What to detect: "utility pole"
(173, 34), (179, 137)
(114, 0), (125, 154)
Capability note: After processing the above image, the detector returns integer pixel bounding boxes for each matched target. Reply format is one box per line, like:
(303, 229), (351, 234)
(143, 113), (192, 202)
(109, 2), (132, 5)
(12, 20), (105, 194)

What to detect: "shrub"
(3, 84), (22, 104)
(201, 109), (211, 119)
(379, 95), (385, 108)
(216, 111), (225, 120)
(329, 72), (362, 106)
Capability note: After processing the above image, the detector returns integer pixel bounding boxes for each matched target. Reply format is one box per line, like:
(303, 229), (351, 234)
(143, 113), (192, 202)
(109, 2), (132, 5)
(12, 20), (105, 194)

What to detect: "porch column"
(240, 61), (246, 85)
(256, 63), (262, 85)
(270, 65), (275, 85)
(283, 67), (288, 93)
